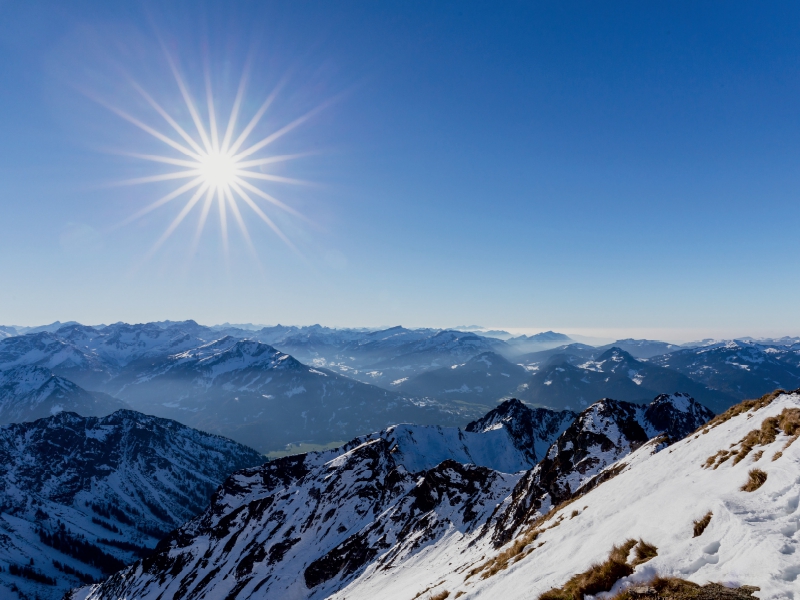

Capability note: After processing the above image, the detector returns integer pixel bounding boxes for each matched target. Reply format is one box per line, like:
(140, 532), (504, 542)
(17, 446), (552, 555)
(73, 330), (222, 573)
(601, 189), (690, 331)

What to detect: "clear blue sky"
(1, 1), (799, 340)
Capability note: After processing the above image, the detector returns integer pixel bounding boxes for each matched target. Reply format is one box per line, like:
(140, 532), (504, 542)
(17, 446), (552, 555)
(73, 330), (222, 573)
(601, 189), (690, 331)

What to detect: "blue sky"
(1, 1), (799, 341)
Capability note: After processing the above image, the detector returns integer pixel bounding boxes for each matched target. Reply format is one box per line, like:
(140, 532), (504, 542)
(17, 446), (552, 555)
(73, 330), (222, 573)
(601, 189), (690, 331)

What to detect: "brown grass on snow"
(741, 468), (767, 492)
(704, 407), (800, 469)
(468, 498), (586, 581)
(693, 512), (712, 537)
(537, 540), (657, 600)
(701, 389), (790, 432)
(607, 576), (760, 599)
(429, 592), (449, 600)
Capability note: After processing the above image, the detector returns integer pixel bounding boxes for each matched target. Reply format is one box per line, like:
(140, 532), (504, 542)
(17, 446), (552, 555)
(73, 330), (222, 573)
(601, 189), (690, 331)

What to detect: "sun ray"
(232, 177), (306, 220)
(127, 79), (206, 156)
(217, 186), (229, 256)
(85, 90), (200, 159)
(114, 152), (200, 169)
(224, 187), (258, 256)
(234, 171), (308, 186)
(115, 170), (201, 186)
(235, 153), (309, 169)
(162, 49), (214, 153)
(230, 182), (298, 252)
(204, 62), (220, 152)
(226, 82), (284, 156)
(221, 64), (250, 153)
(233, 102), (328, 160)
(148, 183), (209, 256)
(116, 176), (204, 228)
(189, 187), (216, 256)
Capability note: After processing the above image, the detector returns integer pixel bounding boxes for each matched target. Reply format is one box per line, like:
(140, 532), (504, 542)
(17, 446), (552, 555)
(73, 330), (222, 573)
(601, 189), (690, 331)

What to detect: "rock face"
(0, 410), (264, 600)
(68, 436), (520, 600)
(69, 394), (714, 600)
(465, 398), (577, 465)
(0, 365), (126, 424)
(490, 394), (713, 545)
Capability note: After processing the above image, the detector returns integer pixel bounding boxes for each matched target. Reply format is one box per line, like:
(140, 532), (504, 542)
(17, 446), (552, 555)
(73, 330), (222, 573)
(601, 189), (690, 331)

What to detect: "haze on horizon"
(1, 1), (799, 339)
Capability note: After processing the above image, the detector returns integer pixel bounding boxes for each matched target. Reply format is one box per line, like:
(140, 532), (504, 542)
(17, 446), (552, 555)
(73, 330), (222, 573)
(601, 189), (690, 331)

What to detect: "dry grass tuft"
(453, 592), (465, 599)
(632, 540), (658, 565)
(608, 576), (760, 599)
(469, 497), (591, 581)
(702, 389), (789, 432)
(430, 592), (449, 600)
(704, 407), (800, 469)
(772, 450), (783, 461)
(741, 468), (767, 492)
(466, 527), (541, 580)
(537, 540), (660, 600)
(751, 450), (763, 461)
(692, 512), (712, 537)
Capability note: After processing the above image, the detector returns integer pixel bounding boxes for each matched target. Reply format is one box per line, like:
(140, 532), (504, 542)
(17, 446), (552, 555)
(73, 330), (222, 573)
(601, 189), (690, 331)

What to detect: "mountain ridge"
(67, 393), (717, 600)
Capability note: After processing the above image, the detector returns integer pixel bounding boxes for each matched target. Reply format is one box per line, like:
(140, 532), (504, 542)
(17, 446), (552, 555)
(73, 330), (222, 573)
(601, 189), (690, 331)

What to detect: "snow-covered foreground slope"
(0, 410), (264, 600)
(334, 392), (800, 600)
(346, 394), (800, 600)
(68, 394), (716, 600)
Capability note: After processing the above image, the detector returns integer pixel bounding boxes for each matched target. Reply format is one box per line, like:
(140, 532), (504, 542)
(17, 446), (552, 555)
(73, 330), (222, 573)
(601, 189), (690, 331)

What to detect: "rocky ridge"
(69, 394), (714, 600)
(0, 410), (264, 600)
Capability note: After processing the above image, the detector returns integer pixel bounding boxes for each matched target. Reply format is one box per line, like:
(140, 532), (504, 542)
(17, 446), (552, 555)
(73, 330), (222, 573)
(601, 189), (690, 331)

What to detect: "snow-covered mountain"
(68, 393), (721, 600)
(502, 331), (574, 356)
(0, 409), (264, 600)
(0, 327), (18, 340)
(516, 342), (597, 367)
(0, 322), (220, 390)
(395, 351), (530, 405)
(0, 365), (126, 424)
(106, 337), (485, 452)
(595, 338), (683, 359)
(650, 340), (800, 401)
(0, 331), (112, 390)
(518, 347), (737, 413)
(286, 328), (510, 388)
(465, 398), (577, 466)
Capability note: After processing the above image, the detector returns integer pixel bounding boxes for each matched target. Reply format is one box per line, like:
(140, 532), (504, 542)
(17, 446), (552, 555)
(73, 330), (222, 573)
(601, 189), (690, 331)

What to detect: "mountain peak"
(595, 346), (637, 362)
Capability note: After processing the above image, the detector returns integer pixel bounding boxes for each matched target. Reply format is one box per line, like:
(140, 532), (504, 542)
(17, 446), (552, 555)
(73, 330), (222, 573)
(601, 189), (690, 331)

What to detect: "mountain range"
(2, 321), (800, 452)
(65, 391), (756, 600)
(104, 337), (479, 452)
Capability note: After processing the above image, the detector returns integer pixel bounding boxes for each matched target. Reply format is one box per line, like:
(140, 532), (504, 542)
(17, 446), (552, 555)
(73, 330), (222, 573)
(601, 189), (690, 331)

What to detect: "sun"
(99, 51), (324, 258)
(198, 151), (238, 189)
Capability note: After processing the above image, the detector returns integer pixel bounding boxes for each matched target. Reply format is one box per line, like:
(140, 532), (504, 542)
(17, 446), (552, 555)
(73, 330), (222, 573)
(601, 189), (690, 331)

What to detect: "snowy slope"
(68, 394), (715, 600)
(0, 365), (126, 424)
(331, 391), (800, 600)
(0, 410), (264, 600)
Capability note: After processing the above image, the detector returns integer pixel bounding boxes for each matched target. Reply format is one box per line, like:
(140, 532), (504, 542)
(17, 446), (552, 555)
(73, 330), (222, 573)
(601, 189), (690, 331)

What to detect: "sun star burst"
(103, 52), (319, 259)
